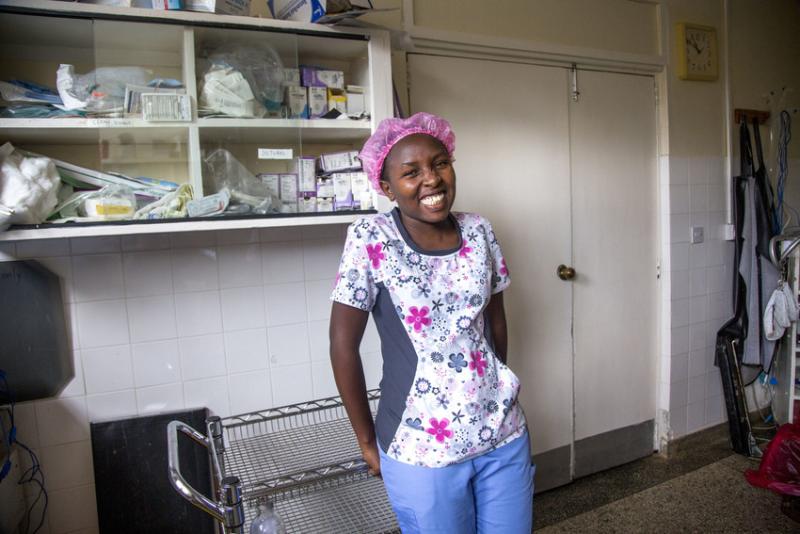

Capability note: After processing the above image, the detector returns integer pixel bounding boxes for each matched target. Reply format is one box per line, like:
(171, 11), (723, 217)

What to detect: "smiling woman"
(328, 112), (534, 533)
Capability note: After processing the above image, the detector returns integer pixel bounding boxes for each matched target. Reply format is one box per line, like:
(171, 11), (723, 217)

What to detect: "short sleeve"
(330, 221), (378, 311)
(485, 219), (510, 294)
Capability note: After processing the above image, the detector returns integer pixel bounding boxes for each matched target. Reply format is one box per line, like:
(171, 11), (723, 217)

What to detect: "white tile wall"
(4, 224), (385, 533)
(661, 155), (732, 440)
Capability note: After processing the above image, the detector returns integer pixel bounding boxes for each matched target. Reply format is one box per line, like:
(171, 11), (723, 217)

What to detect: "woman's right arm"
(329, 301), (381, 476)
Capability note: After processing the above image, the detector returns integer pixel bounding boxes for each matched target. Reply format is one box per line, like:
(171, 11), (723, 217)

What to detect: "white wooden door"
(569, 70), (659, 477)
(408, 54), (659, 489)
(408, 54), (575, 489)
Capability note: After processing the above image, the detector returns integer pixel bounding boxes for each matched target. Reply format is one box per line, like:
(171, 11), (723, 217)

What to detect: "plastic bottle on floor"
(250, 501), (286, 534)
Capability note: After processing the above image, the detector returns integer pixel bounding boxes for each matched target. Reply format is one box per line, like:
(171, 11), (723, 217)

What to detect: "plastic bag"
(0, 142), (61, 230)
(56, 64), (151, 113)
(135, 183), (193, 220)
(203, 149), (279, 213)
(745, 423), (800, 497)
(79, 184), (137, 220)
(199, 42), (284, 117)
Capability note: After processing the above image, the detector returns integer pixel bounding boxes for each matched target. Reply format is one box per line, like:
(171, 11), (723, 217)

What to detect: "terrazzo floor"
(534, 424), (798, 532)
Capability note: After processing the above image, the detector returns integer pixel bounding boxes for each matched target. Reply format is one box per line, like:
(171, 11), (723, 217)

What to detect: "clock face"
(685, 28), (713, 74)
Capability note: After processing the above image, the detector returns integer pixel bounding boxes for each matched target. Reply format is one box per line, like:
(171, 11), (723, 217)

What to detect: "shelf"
(0, 119), (190, 144)
(197, 118), (372, 144)
(0, 211), (375, 241)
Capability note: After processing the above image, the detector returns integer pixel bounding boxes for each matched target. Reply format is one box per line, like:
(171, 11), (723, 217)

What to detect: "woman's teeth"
(421, 193), (445, 207)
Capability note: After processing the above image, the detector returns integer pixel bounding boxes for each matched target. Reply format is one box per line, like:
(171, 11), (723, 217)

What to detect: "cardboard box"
(283, 68), (300, 86)
(308, 86), (328, 118)
(285, 86), (308, 119)
(257, 173), (280, 199)
(346, 85), (366, 116)
(300, 66), (345, 89)
(151, 0), (183, 8)
(184, 0), (250, 14)
(316, 177), (334, 198)
(268, 0), (326, 22)
(293, 157), (316, 192)
(316, 197), (334, 212)
(327, 88), (347, 114)
(333, 172), (353, 210)
(299, 195), (317, 213)
(279, 173), (299, 202)
(319, 150), (360, 172)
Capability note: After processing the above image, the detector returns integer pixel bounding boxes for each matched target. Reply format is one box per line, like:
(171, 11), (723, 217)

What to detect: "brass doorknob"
(557, 264), (576, 281)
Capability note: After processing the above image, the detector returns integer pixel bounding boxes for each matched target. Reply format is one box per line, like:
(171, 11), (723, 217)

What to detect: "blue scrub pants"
(379, 432), (535, 533)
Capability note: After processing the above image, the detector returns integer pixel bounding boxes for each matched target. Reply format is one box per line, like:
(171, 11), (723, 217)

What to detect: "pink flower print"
(469, 351), (487, 377)
(426, 418), (453, 443)
(500, 258), (509, 276)
(459, 244), (473, 258)
(405, 306), (431, 332)
(366, 243), (385, 268)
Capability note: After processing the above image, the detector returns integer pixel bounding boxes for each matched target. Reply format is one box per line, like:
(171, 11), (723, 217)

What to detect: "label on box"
(308, 86), (327, 118)
(357, 190), (374, 210)
(333, 172), (353, 210)
(279, 173), (299, 201)
(257, 173), (280, 198)
(350, 172), (369, 194)
(258, 148), (293, 160)
(317, 70), (344, 90)
(280, 201), (298, 213)
(328, 88), (347, 114)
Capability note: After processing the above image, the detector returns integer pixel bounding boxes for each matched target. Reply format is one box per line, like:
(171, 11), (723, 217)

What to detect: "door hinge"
(570, 63), (580, 102)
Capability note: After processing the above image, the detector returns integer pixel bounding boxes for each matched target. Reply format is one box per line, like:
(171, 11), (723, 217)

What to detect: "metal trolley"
(167, 389), (398, 533)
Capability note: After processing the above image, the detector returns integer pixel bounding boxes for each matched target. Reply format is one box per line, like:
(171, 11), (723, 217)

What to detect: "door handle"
(557, 264), (576, 281)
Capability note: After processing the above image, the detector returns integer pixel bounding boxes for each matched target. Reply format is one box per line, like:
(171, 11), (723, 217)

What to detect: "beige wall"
(411, 0), (659, 55)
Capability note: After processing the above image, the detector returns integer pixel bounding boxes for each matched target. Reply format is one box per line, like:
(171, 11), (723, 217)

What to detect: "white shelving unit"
(774, 248), (800, 425)
(0, 0), (393, 241)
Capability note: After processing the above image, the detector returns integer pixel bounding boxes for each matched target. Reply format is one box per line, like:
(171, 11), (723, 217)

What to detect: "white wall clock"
(676, 23), (719, 81)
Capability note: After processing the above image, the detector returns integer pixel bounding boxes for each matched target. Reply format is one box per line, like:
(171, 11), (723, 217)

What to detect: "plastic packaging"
(199, 43), (284, 117)
(56, 64), (152, 113)
(79, 184), (137, 220)
(249, 502), (286, 534)
(745, 423), (800, 497)
(203, 149), (279, 213)
(134, 183), (193, 219)
(0, 142), (61, 230)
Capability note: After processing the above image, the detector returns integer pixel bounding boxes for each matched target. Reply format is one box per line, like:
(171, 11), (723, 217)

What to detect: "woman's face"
(379, 133), (456, 225)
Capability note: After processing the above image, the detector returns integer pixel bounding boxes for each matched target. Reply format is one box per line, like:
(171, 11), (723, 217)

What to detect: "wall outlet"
(691, 226), (704, 244)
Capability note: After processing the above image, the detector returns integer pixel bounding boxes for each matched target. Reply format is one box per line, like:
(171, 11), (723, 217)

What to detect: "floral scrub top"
(331, 208), (527, 468)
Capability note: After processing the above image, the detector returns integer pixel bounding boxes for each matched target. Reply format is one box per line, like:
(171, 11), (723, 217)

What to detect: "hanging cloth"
(764, 282), (798, 341)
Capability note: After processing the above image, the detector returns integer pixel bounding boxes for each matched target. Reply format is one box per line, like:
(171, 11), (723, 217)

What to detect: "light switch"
(691, 226), (704, 244)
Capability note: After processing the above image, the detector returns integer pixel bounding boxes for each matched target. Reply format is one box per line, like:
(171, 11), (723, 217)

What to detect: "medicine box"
(257, 173), (280, 199)
(317, 197), (334, 212)
(328, 88), (347, 114)
(333, 172), (353, 211)
(184, 0), (250, 15)
(319, 150), (360, 173)
(283, 68), (300, 86)
(300, 66), (345, 90)
(293, 157), (316, 192)
(279, 173), (299, 202)
(299, 195), (317, 213)
(268, 0), (327, 23)
(346, 85), (366, 116)
(285, 86), (308, 119)
(308, 87), (328, 118)
(316, 177), (334, 198)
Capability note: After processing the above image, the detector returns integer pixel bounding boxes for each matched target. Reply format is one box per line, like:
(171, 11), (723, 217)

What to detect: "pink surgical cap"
(359, 112), (456, 195)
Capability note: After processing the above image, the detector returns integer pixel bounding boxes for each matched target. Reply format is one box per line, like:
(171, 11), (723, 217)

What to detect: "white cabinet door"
(408, 54), (575, 490)
(408, 54), (659, 489)
(569, 70), (659, 477)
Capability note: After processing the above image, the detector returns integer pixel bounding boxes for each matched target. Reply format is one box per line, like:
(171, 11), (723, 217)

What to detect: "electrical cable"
(776, 110), (792, 229)
(0, 370), (48, 534)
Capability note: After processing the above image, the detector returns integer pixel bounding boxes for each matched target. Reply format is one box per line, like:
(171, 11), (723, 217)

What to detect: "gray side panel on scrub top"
(372, 282), (419, 452)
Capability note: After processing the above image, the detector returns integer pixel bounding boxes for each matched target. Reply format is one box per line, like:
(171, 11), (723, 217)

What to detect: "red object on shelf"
(746, 423), (800, 497)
